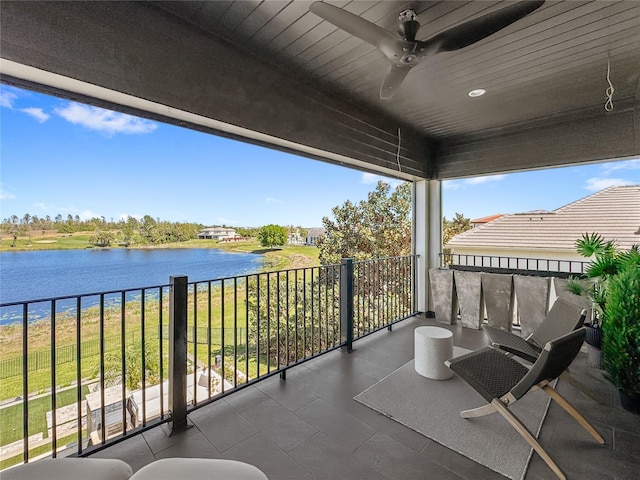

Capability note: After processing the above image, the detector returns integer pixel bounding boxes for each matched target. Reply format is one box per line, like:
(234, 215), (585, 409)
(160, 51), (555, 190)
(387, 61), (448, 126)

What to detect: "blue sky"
(1, 85), (639, 227)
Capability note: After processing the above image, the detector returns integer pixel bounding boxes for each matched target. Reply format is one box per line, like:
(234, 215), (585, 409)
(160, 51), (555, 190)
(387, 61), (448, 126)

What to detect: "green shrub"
(602, 264), (640, 396)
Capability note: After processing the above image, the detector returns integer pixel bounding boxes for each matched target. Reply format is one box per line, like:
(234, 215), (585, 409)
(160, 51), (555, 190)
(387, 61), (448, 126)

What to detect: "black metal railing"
(441, 253), (588, 277)
(0, 255), (417, 468)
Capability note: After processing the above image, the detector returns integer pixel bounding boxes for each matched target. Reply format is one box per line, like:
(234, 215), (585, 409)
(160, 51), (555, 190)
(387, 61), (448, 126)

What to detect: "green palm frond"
(585, 256), (619, 278)
(575, 232), (606, 257)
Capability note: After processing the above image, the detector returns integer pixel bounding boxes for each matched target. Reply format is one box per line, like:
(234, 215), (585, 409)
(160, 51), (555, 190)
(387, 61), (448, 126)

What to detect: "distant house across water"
(306, 227), (326, 246)
(198, 227), (240, 241)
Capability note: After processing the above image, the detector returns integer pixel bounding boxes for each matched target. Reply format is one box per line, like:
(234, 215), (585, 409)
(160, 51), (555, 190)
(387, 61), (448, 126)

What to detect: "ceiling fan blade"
(426, 0), (544, 53)
(380, 65), (412, 100)
(309, 2), (403, 56)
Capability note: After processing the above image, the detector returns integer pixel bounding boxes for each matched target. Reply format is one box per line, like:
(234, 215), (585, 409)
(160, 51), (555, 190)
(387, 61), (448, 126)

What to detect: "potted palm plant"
(568, 232), (640, 412)
(566, 233), (621, 352)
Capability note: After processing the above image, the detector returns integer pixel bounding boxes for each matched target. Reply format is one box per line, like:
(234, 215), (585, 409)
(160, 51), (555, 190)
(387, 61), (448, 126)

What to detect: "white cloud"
(601, 159), (640, 174)
(0, 185), (16, 200)
(21, 107), (50, 123)
(54, 102), (157, 135)
(0, 90), (17, 108)
(360, 172), (402, 187)
(464, 175), (506, 185)
(442, 180), (460, 190)
(77, 210), (102, 221)
(34, 202), (57, 211)
(265, 197), (284, 204)
(584, 177), (634, 191)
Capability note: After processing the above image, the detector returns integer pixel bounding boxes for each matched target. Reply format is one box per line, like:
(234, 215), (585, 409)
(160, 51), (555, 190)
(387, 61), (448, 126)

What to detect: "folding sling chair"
(446, 328), (604, 480)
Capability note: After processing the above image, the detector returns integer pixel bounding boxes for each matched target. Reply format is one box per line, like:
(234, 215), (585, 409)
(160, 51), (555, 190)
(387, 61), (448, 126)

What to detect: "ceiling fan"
(309, 1), (545, 100)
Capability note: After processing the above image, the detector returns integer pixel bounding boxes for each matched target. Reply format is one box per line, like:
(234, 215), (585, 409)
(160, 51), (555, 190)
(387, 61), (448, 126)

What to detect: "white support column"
(413, 180), (442, 313)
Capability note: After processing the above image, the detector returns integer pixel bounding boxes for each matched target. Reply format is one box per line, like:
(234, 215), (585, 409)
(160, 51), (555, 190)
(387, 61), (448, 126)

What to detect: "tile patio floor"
(93, 315), (640, 479)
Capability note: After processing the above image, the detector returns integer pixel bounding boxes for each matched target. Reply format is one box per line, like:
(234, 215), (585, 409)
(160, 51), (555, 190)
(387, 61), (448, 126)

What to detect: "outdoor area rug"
(354, 347), (552, 480)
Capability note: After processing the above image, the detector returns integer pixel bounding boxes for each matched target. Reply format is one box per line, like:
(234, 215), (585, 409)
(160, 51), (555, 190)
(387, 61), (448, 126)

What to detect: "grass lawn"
(0, 233), (93, 251)
(0, 386), (89, 445)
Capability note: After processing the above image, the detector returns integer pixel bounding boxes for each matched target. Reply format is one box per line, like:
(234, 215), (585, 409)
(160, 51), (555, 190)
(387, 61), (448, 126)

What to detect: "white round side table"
(414, 326), (454, 380)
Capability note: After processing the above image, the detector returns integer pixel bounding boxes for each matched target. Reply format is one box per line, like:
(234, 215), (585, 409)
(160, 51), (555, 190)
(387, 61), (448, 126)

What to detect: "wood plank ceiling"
(157, 1), (640, 138)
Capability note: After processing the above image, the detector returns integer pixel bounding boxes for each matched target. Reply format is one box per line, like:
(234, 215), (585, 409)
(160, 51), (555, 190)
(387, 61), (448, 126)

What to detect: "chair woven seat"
(447, 347), (528, 401)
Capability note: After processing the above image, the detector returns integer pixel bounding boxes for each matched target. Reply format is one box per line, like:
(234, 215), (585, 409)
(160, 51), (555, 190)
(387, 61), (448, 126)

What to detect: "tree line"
(2, 182), (471, 251)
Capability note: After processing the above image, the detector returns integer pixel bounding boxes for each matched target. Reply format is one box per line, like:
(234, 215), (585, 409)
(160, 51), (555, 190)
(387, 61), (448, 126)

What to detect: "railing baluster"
(266, 274), (271, 373)
(233, 277), (238, 388)
(311, 269), (315, 356)
(159, 287), (165, 417)
(340, 258), (354, 352)
(121, 292), (127, 435)
(221, 280), (226, 392)
(169, 276), (188, 433)
(76, 298), (83, 454)
(193, 285), (198, 403)
(256, 275), (261, 377)
(303, 269), (307, 358)
(50, 300), (57, 457)
(206, 282), (212, 398)
(286, 270), (290, 368)
(294, 270), (299, 362)
(245, 276), (249, 384)
(22, 304), (29, 463)
(99, 294), (106, 445)
(141, 290), (146, 427)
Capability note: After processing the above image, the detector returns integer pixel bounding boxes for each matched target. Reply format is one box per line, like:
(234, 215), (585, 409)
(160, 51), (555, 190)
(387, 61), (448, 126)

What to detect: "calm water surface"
(0, 248), (263, 305)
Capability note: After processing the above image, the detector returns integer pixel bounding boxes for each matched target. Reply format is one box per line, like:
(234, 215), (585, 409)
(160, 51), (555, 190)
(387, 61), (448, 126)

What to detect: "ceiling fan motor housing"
(397, 9), (420, 41)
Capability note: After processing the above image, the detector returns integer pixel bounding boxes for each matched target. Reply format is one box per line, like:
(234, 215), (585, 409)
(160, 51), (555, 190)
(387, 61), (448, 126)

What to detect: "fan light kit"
(309, 1), (544, 100)
(468, 89), (486, 97)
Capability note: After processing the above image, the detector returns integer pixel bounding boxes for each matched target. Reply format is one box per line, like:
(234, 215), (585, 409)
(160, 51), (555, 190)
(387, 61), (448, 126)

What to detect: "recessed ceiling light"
(468, 89), (486, 97)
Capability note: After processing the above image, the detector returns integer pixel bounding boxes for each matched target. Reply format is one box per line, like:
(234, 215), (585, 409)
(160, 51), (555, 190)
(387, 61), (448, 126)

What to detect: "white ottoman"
(2, 458), (133, 480)
(414, 326), (453, 380)
(129, 458), (268, 480)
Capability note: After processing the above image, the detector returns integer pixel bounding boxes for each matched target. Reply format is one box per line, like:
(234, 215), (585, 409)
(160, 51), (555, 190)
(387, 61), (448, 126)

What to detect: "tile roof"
(446, 185), (640, 252)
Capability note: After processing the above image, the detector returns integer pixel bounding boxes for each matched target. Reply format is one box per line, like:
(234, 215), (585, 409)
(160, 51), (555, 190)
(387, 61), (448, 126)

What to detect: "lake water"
(0, 248), (264, 307)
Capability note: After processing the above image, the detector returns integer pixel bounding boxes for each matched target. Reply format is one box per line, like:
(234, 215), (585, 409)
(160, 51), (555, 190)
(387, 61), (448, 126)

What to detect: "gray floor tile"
(254, 374), (318, 411)
(296, 398), (376, 453)
(290, 433), (388, 480)
(90, 433), (155, 473)
(355, 432), (465, 480)
(240, 398), (317, 451)
(153, 431), (220, 459)
(421, 438), (506, 480)
(189, 400), (258, 453)
(222, 432), (313, 480)
(223, 385), (269, 412)
(141, 422), (200, 455)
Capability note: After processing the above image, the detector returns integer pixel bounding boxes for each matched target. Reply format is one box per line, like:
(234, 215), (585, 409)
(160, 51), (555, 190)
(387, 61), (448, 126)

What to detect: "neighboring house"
(446, 185), (640, 271)
(198, 227), (238, 240)
(288, 228), (304, 245)
(306, 227), (326, 246)
(470, 213), (504, 228)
